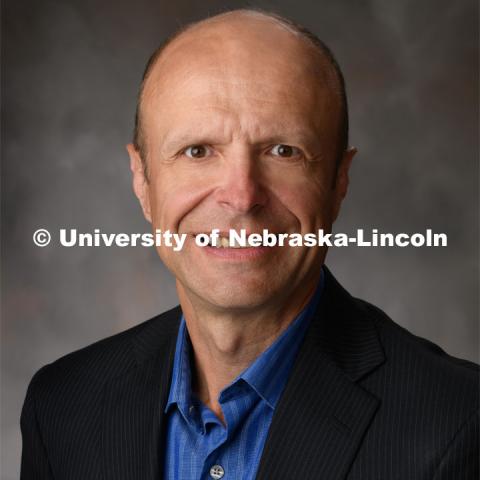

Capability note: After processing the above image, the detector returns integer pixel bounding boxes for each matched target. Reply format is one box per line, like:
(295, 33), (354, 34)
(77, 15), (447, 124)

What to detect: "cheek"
(266, 165), (335, 230)
(147, 164), (217, 231)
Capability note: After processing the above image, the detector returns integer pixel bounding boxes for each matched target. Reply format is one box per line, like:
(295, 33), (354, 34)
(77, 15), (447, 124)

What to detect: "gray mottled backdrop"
(2, 0), (478, 478)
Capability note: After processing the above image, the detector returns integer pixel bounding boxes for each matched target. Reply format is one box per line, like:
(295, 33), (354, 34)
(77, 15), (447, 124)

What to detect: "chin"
(193, 279), (278, 311)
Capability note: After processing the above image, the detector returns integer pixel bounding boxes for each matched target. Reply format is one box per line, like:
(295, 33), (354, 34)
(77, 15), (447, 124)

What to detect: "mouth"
(192, 229), (285, 249)
(190, 230), (278, 260)
(194, 234), (260, 249)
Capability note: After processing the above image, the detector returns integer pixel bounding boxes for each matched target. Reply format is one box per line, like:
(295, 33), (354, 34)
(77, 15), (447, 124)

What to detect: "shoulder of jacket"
(354, 297), (478, 402)
(27, 305), (181, 398)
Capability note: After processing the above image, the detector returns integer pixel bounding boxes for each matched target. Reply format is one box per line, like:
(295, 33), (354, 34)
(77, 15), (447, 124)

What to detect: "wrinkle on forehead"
(145, 66), (336, 150)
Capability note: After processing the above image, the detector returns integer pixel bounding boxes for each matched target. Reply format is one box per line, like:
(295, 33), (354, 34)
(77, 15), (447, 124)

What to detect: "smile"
(195, 234), (266, 249)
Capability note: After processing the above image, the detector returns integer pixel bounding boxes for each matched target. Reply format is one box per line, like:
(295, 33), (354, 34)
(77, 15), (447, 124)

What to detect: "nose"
(213, 151), (268, 214)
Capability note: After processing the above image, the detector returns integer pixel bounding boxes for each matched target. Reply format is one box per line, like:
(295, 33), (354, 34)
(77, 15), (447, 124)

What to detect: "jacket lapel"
(256, 268), (385, 480)
(101, 307), (181, 480)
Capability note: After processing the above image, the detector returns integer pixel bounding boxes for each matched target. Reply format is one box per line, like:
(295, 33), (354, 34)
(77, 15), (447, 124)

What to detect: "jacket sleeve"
(433, 409), (479, 480)
(20, 369), (55, 480)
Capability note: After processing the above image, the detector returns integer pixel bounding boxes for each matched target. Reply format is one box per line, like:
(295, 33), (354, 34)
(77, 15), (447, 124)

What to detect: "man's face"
(129, 18), (354, 312)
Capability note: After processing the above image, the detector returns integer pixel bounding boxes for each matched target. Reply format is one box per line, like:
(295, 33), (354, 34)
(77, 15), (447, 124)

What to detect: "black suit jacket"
(21, 268), (479, 479)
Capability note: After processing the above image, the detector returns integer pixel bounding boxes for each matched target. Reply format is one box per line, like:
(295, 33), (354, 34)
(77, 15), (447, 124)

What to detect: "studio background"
(2, 0), (478, 478)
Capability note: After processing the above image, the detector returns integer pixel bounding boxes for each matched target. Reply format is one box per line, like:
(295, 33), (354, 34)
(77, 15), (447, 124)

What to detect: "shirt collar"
(165, 268), (325, 414)
(164, 318), (193, 421)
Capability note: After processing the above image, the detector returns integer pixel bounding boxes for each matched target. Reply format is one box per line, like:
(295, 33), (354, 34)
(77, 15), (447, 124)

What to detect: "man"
(21, 9), (478, 480)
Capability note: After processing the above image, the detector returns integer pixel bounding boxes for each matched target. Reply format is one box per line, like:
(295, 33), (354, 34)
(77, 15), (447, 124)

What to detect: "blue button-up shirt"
(164, 270), (324, 480)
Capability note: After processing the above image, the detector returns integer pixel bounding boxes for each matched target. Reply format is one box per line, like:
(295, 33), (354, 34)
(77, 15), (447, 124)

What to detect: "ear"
(331, 146), (356, 222)
(126, 143), (152, 223)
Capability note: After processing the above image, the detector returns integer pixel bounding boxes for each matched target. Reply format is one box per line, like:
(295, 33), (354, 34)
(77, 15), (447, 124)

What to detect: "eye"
(183, 145), (211, 158)
(270, 144), (302, 158)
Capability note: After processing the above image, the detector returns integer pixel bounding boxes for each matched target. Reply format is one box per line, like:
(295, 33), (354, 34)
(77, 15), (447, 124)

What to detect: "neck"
(176, 276), (319, 422)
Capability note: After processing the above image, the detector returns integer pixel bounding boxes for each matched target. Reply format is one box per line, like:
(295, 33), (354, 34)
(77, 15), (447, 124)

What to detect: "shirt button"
(209, 464), (225, 479)
(189, 405), (195, 415)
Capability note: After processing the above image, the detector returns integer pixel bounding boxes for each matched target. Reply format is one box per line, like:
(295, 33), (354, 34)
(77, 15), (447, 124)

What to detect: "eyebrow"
(161, 134), (218, 155)
(160, 125), (323, 155)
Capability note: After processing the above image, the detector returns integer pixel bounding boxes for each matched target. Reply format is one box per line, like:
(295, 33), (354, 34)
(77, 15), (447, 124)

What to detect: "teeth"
(197, 234), (265, 248)
(230, 237), (244, 248)
(220, 237), (230, 248)
(212, 236), (247, 248)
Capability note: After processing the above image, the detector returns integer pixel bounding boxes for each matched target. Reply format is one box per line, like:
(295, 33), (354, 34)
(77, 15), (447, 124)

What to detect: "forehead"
(141, 16), (340, 143)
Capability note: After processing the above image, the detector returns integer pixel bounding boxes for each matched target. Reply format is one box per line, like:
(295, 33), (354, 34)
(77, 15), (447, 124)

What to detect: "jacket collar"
(101, 267), (385, 480)
(101, 306), (181, 480)
(256, 267), (385, 479)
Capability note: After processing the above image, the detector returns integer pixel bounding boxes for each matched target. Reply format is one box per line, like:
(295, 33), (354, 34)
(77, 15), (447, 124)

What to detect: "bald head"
(133, 9), (348, 176)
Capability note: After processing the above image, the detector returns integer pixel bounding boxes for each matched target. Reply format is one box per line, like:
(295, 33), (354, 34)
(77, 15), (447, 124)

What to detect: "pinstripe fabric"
(21, 267), (479, 479)
(163, 271), (322, 480)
